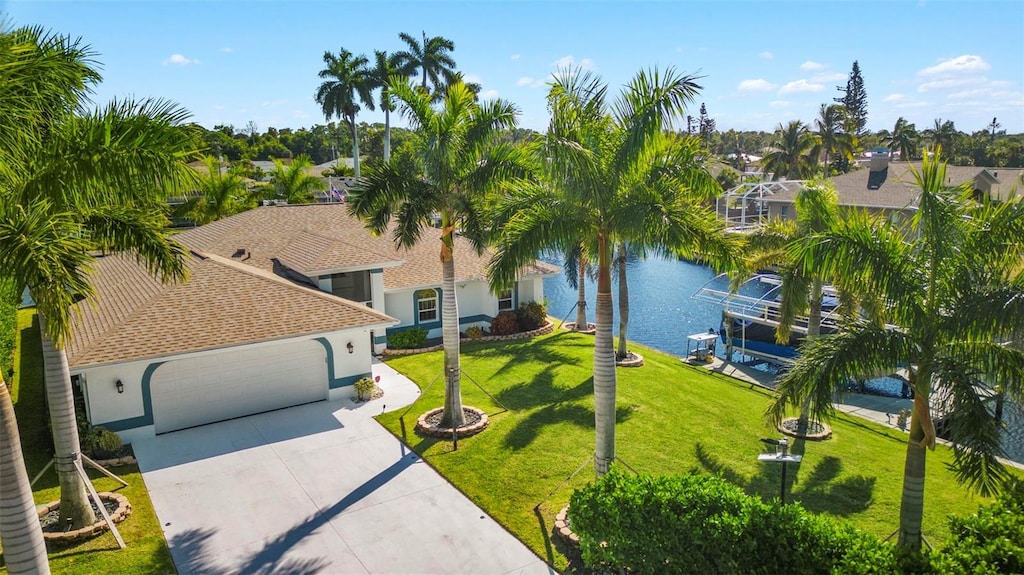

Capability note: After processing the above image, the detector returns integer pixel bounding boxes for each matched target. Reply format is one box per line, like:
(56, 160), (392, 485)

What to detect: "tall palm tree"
(813, 104), (855, 176)
(768, 152), (1024, 549)
(2, 24), (199, 539)
(269, 155), (325, 204)
(395, 30), (457, 99)
(369, 50), (412, 164)
(348, 79), (524, 428)
(175, 155), (252, 224)
(762, 120), (817, 181)
(488, 68), (734, 476)
(882, 117), (919, 161)
(316, 48), (374, 178)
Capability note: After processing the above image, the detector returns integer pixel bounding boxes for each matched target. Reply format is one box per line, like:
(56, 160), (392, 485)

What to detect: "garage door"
(151, 340), (328, 433)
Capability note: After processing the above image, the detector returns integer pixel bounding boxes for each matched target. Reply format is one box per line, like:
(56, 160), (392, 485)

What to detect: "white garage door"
(151, 340), (328, 433)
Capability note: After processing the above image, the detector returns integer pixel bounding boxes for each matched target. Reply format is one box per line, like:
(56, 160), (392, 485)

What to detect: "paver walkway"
(133, 361), (556, 575)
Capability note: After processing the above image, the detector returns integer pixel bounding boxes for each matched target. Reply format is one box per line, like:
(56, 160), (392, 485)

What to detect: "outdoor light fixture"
(347, 341), (354, 354)
(115, 379), (124, 394)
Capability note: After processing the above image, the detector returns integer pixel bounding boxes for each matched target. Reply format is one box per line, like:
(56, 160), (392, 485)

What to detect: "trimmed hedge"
(933, 479), (1024, 575)
(569, 469), (898, 575)
(388, 327), (427, 350)
(517, 300), (547, 331)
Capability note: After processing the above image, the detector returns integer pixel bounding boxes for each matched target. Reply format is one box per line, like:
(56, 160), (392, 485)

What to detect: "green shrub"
(354, 376), (375, 400)
(80, 425), (123, 457)
(516, 300), (547, 331)
(569, 469), (896, 575)
(932, 479), (1024, 575)
(464, 325), (485, 340)
(489, 311), (520, 335)
(388, 327), (427, 349)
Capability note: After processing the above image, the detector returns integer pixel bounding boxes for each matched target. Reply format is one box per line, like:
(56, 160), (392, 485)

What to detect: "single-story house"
(761, 155), (1018, 226)
(68, 203), (559, 442)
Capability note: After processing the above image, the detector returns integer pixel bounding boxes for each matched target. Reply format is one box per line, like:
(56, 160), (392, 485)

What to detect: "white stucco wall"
(74, 328), (376, 442)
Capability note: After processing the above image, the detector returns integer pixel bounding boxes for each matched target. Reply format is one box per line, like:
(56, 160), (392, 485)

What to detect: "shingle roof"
(66, 250), (396, 369)
(762, 162), (1012, 209)
(174, 204), (560, 291)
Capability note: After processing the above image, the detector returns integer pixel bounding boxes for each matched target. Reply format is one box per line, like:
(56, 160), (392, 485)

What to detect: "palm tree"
(813, 104), (855, 176)
(762, 120), (817, 181)
(488, 68), (734, 476)
(269, 155), (325, 204)
(316, 48), (374, 178)
(924, 118), (958, 153)
(369, 50), (412, 164)
(562, 243), (592, 331)
(395, 31), (457, 99)
(348, 79), (524, 428)
(175, 155), (252, 224)
(768, 152), (1024, 549)
(2, 24), (199, 539)
(882, 117), (919, 161)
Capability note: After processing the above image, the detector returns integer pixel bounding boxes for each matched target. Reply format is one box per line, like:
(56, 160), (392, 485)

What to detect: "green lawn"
(1, 309), (175, 574)
(377, 328), (994, 573)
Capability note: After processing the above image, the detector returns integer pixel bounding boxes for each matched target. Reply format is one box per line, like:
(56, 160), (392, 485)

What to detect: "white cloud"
(947, 89), (988, 100)
(162, 53), (200, 66)
(551, 55), (596, 71)
(769, 100), (791, 108)
(220, 47), (233, 53)
(510, 54), (520, 61)
(737, 78), (775, 92)
(918, 77), (978, 92)
(882, 93), (906, 102)
(778, 79), (823, 94)
(800, 61), (825, 71)
(462, 74), (482, 84)
(918, 54), (990, 76)
(516, 76), (545, 89)
(479, 89), (499, 99)
(759, 51), (773, 59)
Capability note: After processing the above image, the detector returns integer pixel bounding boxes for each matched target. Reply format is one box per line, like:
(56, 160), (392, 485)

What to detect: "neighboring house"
(760, 154), (1018, 227)
(68, 203), (558, 442)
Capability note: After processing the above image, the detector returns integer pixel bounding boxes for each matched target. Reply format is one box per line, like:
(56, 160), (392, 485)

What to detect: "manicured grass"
(1, 309), (175, 574)
(377, 328), (995, 573)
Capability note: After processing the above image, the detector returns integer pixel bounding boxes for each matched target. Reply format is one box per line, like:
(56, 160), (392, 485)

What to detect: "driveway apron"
(133, 361), (555, 575)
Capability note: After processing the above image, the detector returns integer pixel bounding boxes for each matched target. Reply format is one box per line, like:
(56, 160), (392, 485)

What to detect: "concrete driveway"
(133, 362), (555, 575)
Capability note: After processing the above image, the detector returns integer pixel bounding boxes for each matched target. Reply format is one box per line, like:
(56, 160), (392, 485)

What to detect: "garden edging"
(383, 320), (554, 356)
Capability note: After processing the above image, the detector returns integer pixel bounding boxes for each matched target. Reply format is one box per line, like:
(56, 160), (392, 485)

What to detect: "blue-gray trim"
(101, 361), (164, 432)
(370, 268), (383, 274)
(413, 287), (441, 326)
(374, 334), (388, 345)
(313, 337), (371, 389)
(385, 313), (493, 339)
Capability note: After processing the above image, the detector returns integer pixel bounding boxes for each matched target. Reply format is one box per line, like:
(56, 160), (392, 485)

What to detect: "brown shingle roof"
(67, 250), (396, 369)
(762, 162), (1011, 209)
(174, 204), (560, 291)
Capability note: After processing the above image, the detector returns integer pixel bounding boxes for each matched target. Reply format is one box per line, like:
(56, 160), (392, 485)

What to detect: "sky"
(5, 1), (1024, 136)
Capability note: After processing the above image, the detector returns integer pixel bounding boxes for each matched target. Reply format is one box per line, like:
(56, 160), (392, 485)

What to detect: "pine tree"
(698, 102), (716, 146)
(835, 61), (867, 137)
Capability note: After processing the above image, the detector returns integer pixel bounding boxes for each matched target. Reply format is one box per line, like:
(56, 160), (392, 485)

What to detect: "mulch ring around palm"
(415, 406), (488, 438)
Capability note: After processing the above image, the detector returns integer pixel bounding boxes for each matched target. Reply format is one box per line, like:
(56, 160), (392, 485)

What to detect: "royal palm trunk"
(593, 235), (617, 476)
(39, 317), (96, 528)
(616, 243), (629, 359)
(383, 108), (392, 164)
(797, 279), (824, 430)
(439, 223), (465, 428)
(350, 116), (361, 179)
(0, 376), (51, 575)
(575, 251), (588, 330)
(898, 410), (928, 547)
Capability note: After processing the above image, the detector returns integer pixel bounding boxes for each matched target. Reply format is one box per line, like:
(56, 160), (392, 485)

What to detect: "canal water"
(540, 253), (1024, 465)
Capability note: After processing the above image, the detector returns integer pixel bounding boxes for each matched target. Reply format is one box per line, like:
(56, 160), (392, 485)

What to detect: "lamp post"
(757, 438), (801, 504)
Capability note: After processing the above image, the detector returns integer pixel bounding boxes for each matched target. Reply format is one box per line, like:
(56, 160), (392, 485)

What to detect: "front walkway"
(133, 361), (555, 575)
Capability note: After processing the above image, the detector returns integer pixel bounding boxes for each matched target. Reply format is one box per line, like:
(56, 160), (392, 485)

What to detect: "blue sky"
(6, 1), (1023, 135)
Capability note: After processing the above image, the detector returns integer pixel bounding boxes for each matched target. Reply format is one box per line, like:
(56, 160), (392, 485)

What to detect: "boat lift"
(692, 273), (843, 363)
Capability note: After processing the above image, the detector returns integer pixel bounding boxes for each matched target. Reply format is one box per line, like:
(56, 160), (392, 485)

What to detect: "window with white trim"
(498, 288), (514, 311)
(416, 289), (438, 322)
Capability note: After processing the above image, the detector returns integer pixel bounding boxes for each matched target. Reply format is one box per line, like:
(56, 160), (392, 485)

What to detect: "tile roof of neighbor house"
(66, 250), (397, 369)
(174, 204), (561, 291)
(761, 162), (1017, 210)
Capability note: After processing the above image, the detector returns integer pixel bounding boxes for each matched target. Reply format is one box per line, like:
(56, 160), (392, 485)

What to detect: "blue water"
(541, 253), (1024, 464)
